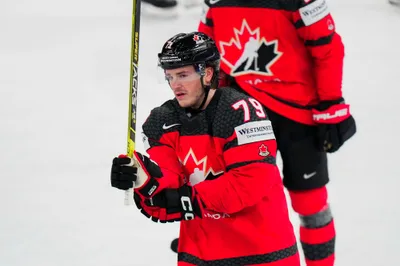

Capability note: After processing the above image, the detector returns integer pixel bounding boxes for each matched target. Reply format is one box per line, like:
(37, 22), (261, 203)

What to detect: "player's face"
(165, 65), (205, 108)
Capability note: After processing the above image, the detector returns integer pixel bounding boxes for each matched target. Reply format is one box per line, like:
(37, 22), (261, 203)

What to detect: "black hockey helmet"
(158, 32), (220, 83)
(158, 32), (221, 110)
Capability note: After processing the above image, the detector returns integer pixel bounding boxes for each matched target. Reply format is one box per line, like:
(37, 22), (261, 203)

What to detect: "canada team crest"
(219, 19), (282, 77)
(180, 148), (224, 186)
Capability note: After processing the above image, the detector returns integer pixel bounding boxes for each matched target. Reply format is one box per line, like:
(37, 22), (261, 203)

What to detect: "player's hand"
(133, 193), (182, 223)
(110, 155), (136, 190)
(143, 184), (204, 221)
(110, 151), (164, 198)
(312, 98), (356, 153)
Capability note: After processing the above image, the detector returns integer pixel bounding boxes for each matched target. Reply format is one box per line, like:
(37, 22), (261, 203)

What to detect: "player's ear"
(204, 67), (214, 85)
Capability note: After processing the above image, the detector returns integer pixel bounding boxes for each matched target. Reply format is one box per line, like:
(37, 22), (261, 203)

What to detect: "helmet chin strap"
(186, 70), (210, 113)
(197, 78), (211, 110)
(186, 63), (217, 113)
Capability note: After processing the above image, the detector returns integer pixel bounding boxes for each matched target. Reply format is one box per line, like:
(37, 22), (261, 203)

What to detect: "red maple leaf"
(259, 144), (269, 156)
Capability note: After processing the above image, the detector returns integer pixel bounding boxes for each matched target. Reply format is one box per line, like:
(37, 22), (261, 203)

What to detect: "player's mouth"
(175, 92), (186, 100)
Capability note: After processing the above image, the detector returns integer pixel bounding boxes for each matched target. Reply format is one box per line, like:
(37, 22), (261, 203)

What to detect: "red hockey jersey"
(142, 88), (299, 265)
(198, 0), (345, 125)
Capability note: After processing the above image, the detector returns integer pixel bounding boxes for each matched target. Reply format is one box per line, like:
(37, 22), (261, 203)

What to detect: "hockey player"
(185, 1), (357, 266)
(111, 32), (300, 265)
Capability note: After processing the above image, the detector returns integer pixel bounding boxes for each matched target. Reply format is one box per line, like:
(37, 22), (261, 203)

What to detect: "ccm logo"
(181, 196), (195, 220)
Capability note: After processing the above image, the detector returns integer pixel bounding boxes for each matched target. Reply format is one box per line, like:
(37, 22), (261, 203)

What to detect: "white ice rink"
(1, 0), (399, 265)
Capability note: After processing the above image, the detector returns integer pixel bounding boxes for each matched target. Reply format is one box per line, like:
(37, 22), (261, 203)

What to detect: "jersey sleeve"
(193, 92), (281, 214)
(197, 1), (215, 40)
(141, 104), (184, 189)
(291, 0), (345, 101)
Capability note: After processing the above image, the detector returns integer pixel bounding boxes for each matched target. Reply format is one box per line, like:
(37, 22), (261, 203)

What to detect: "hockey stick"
(125, 0), (142, 206)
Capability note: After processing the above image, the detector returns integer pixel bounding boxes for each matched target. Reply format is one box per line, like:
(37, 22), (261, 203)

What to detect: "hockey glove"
(312, 98), (356, 153)
(133, 193), (182, 223)
(110, 151), (165, 198)
(143, 184), (204, 221)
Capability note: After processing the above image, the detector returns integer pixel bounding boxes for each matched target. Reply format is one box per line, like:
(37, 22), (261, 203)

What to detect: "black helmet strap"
(186, 62), (219, 112)
(197, 80), (210, 110)
(195, 63), (212, 111)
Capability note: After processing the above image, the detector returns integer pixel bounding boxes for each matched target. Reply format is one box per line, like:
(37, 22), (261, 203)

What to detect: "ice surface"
(0, 1), (399, 265)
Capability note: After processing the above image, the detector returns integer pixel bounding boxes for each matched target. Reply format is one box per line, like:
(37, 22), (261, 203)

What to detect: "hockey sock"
(289, 186), (335, 266)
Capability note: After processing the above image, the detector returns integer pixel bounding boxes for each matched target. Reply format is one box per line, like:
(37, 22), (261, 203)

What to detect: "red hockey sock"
(289, 187), (335, 266)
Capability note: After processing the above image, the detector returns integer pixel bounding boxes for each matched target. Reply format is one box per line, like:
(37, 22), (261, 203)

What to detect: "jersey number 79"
(232, 98), (266, 122)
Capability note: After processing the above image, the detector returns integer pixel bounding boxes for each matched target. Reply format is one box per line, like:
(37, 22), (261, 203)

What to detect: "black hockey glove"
(312, 98), (356, 153)
(111, 152), (191, 223)
(133, 192), (182, 223)
(110, 151), (164, 198)
(143, 184), (204, 221)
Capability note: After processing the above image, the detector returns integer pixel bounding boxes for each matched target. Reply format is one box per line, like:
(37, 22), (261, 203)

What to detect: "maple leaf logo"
(180, 148), (224, 185)
(193, 34), (205, 44)
(219, 19), (282, 77)
(258, 144), (269, 157)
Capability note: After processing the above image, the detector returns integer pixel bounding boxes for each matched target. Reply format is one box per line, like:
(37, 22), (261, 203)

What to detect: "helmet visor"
(160, 67), (202, 86)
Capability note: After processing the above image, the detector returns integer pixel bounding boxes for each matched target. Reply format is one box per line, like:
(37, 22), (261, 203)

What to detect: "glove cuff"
(135, 176), (160, 198)
(312, 103), (350, 124)
(133, 152), (160, 198)
(178, 185), (204, 220)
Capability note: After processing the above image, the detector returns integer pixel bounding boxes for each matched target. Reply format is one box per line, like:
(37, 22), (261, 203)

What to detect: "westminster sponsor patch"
(299, 0), (330, 26)
(235, 120), (275, 145)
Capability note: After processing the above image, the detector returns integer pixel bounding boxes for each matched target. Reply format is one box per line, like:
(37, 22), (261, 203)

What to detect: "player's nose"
(169, 81), (182, 91)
